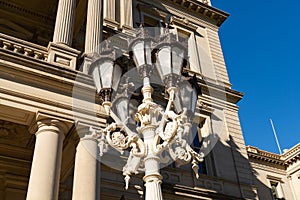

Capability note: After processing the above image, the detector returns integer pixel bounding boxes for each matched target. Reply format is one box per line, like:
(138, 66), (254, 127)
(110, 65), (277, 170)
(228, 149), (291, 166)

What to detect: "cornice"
(282, 143), (300, 157)
(162, 0), (229, 27)
(247, 146), (284, 165)
(137, 0), (228, 29)
(247, 144), (300, 167)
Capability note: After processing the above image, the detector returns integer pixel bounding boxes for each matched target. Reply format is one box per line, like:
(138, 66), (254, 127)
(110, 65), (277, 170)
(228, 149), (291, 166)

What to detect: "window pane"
(92, 67), (102, 93)
(157, 46), (171, 77)
(112, 64), (122, 91)
(100, 61), (113, 88)
(133, 42), (145, 66)
(172, 46), (184, 75)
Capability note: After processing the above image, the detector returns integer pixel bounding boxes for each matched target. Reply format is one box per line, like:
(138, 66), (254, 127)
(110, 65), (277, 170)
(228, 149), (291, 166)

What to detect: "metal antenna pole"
(270, 118), (282, 154)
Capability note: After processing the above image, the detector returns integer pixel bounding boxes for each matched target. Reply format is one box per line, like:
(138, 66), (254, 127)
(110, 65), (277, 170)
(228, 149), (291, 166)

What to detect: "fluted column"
(53, 0), (76, 46)
(85, 0), (102, 54)
(72, 127), (100, 200)
(120, 0), (133, 30)
(82, 0), (103, 74)
(47, 0), (79, 70)
(103, 0), (119, 30)
(26, 119), (68, 200)
(103, 0), (115, 20)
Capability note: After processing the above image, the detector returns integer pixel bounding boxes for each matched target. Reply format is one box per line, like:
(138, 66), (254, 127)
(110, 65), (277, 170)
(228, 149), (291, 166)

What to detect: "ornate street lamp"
(173, 78), (198, 117)
(89, 49), (122, 104)
(89, 27), (204, 200)
(153, 32), (185, 89)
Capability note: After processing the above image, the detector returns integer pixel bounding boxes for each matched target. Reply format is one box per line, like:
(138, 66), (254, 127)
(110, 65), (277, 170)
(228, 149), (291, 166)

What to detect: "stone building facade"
(0, 0), (297, 200)
(247, 144), (300, 200)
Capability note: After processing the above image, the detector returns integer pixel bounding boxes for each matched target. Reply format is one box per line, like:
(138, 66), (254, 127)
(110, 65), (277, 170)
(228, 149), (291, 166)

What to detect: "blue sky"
(212, 0), (300, 153)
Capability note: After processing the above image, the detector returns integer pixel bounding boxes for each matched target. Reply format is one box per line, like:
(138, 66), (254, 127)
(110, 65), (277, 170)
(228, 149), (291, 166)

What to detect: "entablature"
(137, 0), (228, 29)
(247, 143), (300, 168)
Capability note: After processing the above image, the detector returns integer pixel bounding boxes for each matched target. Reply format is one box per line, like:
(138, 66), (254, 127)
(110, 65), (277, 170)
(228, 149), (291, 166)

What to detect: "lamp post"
(89, 27), (203, 200)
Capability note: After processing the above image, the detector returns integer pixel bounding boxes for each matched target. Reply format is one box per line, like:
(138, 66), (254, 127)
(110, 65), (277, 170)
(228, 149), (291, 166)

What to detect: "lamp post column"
(26, 119), (68, 200)
(142, 125), (163, 200)
(72, 127), (100, 200)
(139, 83), (163, 200)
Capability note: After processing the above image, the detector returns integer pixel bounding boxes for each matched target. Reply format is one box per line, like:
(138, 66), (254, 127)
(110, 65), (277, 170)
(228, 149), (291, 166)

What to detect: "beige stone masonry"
(47, 42), (80, 70)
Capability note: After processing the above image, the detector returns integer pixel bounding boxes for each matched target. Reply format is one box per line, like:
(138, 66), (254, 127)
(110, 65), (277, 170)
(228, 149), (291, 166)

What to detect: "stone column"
(72, 127), (100, 200)
(85, 0), (102, 55)
(53, 0), (76, 45)
(103, 0), (119, 30)
(47, 0), (80, 70)
(103, 0), (115, 20)
(26, 119), (68, 200)
(82, 0), (103, 74)
(120, 0), (133, 33)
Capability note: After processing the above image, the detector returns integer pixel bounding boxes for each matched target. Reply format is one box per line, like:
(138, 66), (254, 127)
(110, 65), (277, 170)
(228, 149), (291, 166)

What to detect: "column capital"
(75, 122), (101, 142)
(28, 112), (73, 136)
(36, 119), (69, 136)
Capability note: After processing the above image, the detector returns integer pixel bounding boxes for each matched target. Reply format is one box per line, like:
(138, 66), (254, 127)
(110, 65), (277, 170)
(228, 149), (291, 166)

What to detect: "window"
(177, 29), (190, 43)
(172, 27), (201, 73)
(268, 180), (285, 200)
(190, 116), (218, 176)
(142, 15), (160, 37)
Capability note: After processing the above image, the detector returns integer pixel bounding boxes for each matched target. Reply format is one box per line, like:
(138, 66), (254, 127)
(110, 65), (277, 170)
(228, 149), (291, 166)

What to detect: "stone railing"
(0, 33), (48, 61)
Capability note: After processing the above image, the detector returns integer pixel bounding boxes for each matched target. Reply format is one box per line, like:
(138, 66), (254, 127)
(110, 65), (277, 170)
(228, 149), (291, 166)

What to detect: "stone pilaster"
(26, 119), (69, 200)
(72, 126), (100, 200)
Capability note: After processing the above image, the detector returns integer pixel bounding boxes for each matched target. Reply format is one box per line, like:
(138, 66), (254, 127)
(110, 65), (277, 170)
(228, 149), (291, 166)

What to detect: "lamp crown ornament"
(88, 26), (203, 200)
